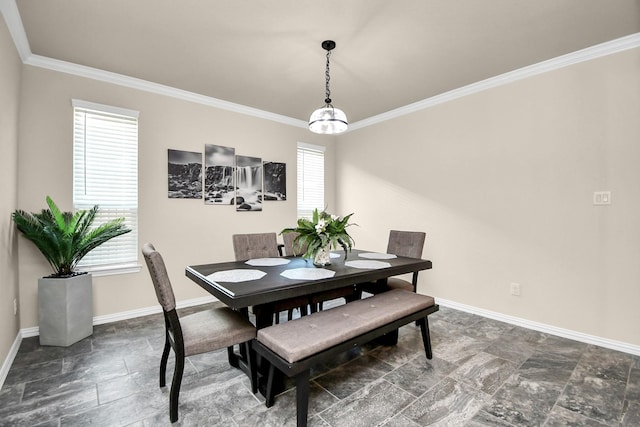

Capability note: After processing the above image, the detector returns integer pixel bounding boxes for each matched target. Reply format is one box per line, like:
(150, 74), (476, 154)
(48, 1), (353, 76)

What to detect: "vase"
(313, 244), (332, 267)
(38, 273), (93, 346)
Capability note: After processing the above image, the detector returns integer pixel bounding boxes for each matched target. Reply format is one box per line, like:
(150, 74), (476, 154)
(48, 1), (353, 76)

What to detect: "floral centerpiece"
(281, 208), (356, 266)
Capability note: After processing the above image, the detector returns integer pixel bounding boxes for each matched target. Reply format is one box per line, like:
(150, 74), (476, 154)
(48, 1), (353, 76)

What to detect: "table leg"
(251, 304), (286, 398)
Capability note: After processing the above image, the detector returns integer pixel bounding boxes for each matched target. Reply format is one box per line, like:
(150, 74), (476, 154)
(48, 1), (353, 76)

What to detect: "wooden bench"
(252, 289), (439, 427)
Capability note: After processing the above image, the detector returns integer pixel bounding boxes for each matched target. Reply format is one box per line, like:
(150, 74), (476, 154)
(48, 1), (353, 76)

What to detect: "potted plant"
(12, 196), (131, 346)
(281, 208), (356, 266)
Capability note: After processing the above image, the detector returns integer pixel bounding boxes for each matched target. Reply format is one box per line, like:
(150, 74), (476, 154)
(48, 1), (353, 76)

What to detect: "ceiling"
(12, 0), (640, 124)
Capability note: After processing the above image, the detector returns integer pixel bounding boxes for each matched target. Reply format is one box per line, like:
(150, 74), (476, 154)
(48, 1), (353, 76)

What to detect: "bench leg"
(265, 363), (276, 407)
(295, 370), (310, 427)
(417, 317), (433, 359)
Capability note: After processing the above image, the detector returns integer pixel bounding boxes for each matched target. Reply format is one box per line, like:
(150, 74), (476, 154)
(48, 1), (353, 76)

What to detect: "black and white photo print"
(167, 149), (202, 199)
(263, 161), (286, 201)
(204, 144), (235, 204)
(235, 155), (263, 211)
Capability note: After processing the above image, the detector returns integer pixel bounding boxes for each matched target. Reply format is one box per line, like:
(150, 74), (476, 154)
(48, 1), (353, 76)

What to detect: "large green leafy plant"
(12, 196), (131, 278)
(282, 208), (355, 260)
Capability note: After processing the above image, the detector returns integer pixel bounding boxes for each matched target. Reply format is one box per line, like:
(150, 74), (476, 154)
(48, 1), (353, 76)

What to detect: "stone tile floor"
(0, 302), (638, 426)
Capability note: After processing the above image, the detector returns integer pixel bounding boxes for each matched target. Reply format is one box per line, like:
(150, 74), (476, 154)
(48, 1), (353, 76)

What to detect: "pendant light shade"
(309, 40), (348, 134)
(309, 106), (348, 134)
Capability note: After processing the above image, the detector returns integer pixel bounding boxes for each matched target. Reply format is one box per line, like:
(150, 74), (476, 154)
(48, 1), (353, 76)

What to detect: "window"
(297, 142), (325, 219)
(72, 99), (139, 275)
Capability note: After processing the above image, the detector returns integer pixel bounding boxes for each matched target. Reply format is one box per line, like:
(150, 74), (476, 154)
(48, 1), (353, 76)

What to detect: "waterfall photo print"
(263, 161), (286, 201)
(235, 155), (263, 211)
(204, 144), (235, 204)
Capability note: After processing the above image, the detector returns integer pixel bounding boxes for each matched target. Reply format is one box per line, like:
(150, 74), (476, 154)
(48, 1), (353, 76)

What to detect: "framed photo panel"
(167, 149), (202, 199)
(235, 155), (263, 211)
(204, 144), (235, 204)
(263, 161), (286, 201)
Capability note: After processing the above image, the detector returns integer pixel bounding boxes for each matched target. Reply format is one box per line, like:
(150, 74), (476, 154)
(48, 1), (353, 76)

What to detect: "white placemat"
(206, 269), (266, 283)
(245, 258), (291, 266)
(330, 252), (341, 259)
(345, 260), (392, 270)
(280, 268), (336, 280)
(358, 252), (398, 260)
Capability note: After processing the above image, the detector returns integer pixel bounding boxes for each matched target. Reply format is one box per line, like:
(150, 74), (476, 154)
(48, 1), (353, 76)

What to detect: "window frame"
(72, 99), (141, 276)
(296, 142), (325, 219)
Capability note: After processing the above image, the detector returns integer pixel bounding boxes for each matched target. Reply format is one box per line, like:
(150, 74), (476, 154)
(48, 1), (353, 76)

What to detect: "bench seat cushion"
(257, 289), (435, 363)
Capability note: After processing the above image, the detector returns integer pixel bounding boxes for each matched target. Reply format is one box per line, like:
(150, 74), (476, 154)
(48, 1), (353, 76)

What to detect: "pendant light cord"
(325, 49), (332, 105)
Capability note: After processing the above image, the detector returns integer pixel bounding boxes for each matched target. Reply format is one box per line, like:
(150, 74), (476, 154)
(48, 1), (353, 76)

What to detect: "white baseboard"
(18, 295), (218, 338)
(0, 332), (22, 390)
(5, 295), (638, 391)
(436, 297), (640, 356)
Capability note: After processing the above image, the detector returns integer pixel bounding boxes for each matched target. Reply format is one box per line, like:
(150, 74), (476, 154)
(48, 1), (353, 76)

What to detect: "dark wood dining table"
(185, 248), (432, 329)
(186, 248), (432, 396)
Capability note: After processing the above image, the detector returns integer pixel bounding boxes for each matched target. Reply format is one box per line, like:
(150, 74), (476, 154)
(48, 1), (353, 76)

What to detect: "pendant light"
(309, 40), (348, 134)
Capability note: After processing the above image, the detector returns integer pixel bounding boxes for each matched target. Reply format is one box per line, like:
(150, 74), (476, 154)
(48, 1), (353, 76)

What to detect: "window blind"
(297, 143), (325, 219)
(72, 99), (139, 272)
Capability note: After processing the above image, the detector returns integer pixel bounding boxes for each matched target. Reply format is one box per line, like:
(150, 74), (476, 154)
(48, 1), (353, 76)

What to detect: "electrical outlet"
(13, 299), (17, 315)
(510, 283), (521, 296)
(593, 191), (611, 205)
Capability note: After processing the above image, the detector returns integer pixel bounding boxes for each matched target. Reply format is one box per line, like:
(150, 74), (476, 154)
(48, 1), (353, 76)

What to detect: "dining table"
(185, 248), (432, 328)
(185, 248), (432, 396)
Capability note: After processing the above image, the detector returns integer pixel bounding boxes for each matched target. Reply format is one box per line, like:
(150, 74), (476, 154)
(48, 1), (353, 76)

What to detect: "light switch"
(593, 191), (611, 205)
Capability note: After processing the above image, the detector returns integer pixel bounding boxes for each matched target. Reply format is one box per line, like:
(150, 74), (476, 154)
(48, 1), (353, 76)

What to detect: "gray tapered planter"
(38, 273), (93, 346)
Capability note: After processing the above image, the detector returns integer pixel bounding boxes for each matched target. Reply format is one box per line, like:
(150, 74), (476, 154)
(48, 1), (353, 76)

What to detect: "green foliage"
(12, 196), (131, 277)
(281, 208), (356, 260)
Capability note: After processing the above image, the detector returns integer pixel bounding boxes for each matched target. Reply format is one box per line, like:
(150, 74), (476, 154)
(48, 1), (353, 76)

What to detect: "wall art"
(167, 149), (202, 199)
(204, 144), (235, 204)
(235, 155), (263, 211)
(263, 161), (286, 201)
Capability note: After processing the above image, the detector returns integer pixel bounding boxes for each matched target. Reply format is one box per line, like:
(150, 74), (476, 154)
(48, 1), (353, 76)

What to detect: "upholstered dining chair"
(282, 230), (307, 256)
(358, 230), (426, 295)
(232, 233), (309, 322)
(282, 231), (356, 313)
(232, 232), (281, 260)
(142, 243), (256, 423)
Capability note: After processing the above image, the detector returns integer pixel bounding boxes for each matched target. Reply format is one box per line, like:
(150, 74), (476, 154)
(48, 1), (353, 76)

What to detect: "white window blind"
(297, 143), (325, 219)
(72, 99), (139, 273)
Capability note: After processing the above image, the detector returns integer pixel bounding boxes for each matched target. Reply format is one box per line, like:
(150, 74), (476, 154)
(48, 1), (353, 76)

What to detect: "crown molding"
(0, 0), (30, 61)
(25, 54), (308, 129)
(2, 0), (639, 131)
(348, 32), (640, 131)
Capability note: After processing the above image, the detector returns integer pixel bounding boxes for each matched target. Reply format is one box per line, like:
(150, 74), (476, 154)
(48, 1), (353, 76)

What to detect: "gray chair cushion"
(257, 289), (435, 363)
(181, 306), (256, 356)
(386, 277), (414, 291)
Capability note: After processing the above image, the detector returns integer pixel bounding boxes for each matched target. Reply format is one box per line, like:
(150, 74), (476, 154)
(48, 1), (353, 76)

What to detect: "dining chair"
(232, 232), (281, 260)
(282, 230), (307, 256)
(358, 230), (426, 295)
(282, 230), (356, 313)
(232, 233), (309, 323)
(142, 243), (257, 423)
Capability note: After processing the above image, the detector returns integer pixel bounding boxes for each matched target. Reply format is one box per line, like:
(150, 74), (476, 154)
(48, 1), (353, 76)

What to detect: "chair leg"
(227, 345), (239, 369)
(417, 317), (433, 359)
(169, 352), (185, 423)
(295, 370), (310, 427)
(159, 335), (171, 388)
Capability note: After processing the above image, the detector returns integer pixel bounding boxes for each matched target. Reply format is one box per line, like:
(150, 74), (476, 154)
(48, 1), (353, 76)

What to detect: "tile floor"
(0, 302), (638, 426)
